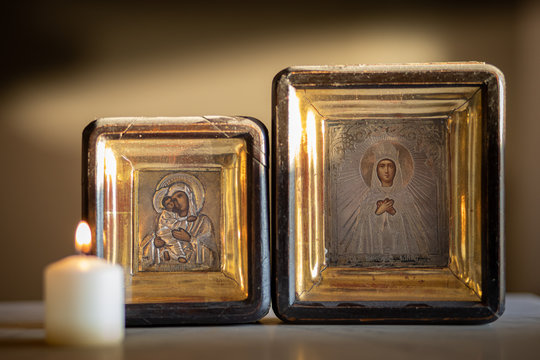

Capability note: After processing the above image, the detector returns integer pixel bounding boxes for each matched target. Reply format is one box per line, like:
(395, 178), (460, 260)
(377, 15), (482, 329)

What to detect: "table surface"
(1, 293), (539, 360)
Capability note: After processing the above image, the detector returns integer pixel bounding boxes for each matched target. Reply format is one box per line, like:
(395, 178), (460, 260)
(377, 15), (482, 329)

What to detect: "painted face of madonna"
(171, 191), (189, 214)
(376, 159), (396, 187)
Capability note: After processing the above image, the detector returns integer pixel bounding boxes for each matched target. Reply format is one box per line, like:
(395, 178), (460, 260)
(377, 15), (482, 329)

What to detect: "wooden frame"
(272, 63), (505, 323)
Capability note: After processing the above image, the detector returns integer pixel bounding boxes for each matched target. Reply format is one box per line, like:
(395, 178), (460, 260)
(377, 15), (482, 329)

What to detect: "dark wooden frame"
(83, 116), (270, 325)
(272, 64), (505, 324)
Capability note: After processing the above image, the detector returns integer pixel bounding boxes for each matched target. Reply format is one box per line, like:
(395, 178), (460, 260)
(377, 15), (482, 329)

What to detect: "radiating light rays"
(330, 126), (445, 263)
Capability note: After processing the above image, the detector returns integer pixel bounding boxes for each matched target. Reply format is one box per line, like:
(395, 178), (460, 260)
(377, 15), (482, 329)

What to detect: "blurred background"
(1, 0), (538, 300)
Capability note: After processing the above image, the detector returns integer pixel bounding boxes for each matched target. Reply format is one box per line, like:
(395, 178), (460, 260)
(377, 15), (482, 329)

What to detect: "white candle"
(44, 222), (124, 346)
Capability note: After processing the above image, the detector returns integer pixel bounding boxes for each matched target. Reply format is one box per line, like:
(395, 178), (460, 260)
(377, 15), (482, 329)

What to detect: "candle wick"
(75, 249), (92, 256)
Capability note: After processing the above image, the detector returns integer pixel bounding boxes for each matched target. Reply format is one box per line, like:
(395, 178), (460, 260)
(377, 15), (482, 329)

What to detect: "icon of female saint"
(343, 141), (432, 257)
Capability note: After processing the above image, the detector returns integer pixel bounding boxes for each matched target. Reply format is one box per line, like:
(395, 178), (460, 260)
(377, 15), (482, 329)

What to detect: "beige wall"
(1, 1), (538, 300)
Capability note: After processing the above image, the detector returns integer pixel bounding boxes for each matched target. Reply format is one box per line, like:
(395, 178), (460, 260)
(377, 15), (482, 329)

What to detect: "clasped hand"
(375, 198), (396, 215)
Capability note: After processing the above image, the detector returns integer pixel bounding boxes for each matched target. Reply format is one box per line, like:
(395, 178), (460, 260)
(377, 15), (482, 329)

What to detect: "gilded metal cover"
(272, 63), (505, 323)
(83, 116), (270, 325)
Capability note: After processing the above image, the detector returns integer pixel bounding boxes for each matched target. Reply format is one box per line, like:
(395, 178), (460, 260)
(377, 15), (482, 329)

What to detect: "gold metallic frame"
(272, 64), (505, 323)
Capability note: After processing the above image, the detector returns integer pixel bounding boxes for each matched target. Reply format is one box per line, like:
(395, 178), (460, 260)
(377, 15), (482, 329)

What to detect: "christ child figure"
(154, 196), (194, 263)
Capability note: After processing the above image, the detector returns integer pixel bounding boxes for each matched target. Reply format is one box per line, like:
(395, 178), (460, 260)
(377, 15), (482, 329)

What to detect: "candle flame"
(75, 221), (92, 254)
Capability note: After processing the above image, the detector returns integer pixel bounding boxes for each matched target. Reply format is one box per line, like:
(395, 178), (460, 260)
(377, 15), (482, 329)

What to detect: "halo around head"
(152, 172), (205, 214)
(359, 141), (414, 187)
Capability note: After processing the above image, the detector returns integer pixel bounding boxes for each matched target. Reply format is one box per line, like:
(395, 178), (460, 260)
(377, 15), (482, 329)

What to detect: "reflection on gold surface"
(127, 272), (247, 303)
(300, 268), (478, 302)
(289, 83), (484, 302)
(306, 109), (321, 280)
(96, 136), (249, 303)
(221, 144), (248, 295)
(104, 148), (117, 177)
(448, 89), (483, 297)
(289, 88), (326, 297)
(288, 87), (303, 165)
(104, 147), (118, 263)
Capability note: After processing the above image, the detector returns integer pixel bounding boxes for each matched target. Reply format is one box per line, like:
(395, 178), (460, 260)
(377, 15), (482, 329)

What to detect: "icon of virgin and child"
(140, 172), (219, 271)
(334, 140), (442, 266)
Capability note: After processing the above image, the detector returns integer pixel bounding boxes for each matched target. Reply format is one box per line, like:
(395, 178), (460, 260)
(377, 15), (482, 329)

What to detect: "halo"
(152, 172), (206, 214)
(359, 141), (414, 187)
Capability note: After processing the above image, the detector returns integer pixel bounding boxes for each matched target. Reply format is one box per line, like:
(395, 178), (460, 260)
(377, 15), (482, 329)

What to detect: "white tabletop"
(1, 293), (539, 360)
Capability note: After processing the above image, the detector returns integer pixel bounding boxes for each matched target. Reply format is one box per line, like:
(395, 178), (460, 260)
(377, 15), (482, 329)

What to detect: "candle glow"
(75, 221), (92, 254)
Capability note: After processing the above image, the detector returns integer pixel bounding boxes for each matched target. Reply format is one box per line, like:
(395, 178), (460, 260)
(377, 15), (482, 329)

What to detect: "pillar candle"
(44, 222), (124, 346)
